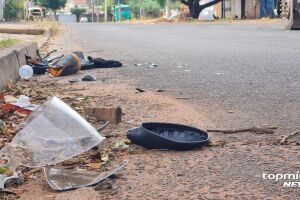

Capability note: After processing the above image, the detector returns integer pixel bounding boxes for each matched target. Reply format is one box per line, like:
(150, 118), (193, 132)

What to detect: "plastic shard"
(44, 160), (128, 191)
(0, 97), (105, 168)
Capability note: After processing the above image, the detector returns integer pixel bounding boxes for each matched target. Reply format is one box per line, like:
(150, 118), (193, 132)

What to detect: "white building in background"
(0, 0), (5, 21)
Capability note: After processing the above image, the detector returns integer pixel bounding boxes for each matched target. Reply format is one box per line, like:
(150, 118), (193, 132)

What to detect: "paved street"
(62, 22), (299, 132)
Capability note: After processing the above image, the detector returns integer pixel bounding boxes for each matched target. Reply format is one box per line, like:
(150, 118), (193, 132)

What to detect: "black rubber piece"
(127, 122), (209, 150)
(94, 58), (122, 68)
(32, 64), (48, 75)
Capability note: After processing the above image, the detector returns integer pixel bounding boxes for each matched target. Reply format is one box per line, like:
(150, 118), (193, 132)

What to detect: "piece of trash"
(177, 65), (183, 68)
(184, 70), (191, 72)
(94, 58), (122, 68)
(3, 96), (18, 104)
(136, 88), (145, 93)
(0, 97), (105, 168)
(167, 9), (180, 21)
(156, 89), (165, 92)
(127, 122), (209, 150)
(113, 140), (129, 150)
(134, 63), (143, 67)
(11, 95), (39, 111)
(73, 52), (95, 70)
(149, 63), (158, 67)
(0, 171), (22, 189)
(85, 107), (122, 125)
(44, 160), (128, 191)
(49, 53), (81, 77)
(69, 78), (81, 83)
(19, 65), (33, 79)
(82, 74), (97, 81)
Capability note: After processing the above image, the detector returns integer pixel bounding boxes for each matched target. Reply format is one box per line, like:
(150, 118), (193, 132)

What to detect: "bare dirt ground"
(1, 23), (300, 199)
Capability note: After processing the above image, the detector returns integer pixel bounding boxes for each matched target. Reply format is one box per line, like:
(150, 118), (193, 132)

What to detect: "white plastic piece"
(19, 65), (33, 79)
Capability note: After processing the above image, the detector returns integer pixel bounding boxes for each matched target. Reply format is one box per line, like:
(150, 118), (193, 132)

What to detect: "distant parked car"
(26, 7), (44, 21)
(80, 17), (88, 23)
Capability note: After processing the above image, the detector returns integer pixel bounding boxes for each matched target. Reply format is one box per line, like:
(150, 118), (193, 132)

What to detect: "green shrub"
(4, 0), (24, 20)
(141, 0), (161, 17)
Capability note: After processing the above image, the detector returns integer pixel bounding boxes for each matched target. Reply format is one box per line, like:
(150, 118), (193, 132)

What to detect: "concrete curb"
(0, 28), (45, 35)
(0, 42), (38, 90)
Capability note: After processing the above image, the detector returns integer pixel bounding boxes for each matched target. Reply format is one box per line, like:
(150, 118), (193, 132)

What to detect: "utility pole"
(104, 0), (107, 22)
(166, 0), (171, 18)
(139, 0), (142, 19)
(118, 0), (121, 22)
(0, 0), (4, 21)
(92, 0), (94, 22)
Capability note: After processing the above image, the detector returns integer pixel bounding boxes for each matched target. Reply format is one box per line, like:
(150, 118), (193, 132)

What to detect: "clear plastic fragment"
(0, 97), (105, 168)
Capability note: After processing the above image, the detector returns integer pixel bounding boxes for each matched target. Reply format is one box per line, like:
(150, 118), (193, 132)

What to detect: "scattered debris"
(156, 89), (165, 92)
(69, 78), (81, 83)
(113, 140), (129, 151)
(19, 65), (33, 80)
(48, 53), (81, 77)
(207, 126), (278, 134)
(167, 9), (180, 21)
(134, 63), (158, 68)
(82, 74), (97, 82)
(44, 160), (128, 191)
(94, 58), (122, 68)
(136, 88), (145, 93)
(74, 52), (94, 70)
(127, 122), (209, 150)
(0, 172), (22, 190)
(184, 69), (191, 72)
(85, 107), (122, 125)
(0, 97), (105, 167)
(280, 130), (300, 145)
(11, 95), (39, 111)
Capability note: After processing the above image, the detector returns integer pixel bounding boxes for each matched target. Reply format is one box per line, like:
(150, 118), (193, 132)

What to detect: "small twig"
(207, 126), (278, 134)
(280, 130), (300, 145)
(175, 97), (191, 100)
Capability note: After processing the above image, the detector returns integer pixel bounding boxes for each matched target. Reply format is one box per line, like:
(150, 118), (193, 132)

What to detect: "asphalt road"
(62, 22), (299, 131)
(51, 22), (300, 199)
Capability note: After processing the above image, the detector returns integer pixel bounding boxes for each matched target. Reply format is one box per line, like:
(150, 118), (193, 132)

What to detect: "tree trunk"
(54, 10), (58, 21)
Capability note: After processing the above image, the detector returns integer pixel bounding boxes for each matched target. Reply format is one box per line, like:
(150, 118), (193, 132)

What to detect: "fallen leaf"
(101, 153), (109, 163)
(0, 166), (8, 174)
(113, 140), (129, 150)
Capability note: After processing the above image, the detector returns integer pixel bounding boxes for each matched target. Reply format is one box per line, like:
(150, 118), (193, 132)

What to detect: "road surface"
(48, 22), (300, 199)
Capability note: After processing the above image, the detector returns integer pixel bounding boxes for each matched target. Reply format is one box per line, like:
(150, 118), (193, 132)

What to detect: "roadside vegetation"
(4, 0), (25, 20)
(0, 39), (19, 49)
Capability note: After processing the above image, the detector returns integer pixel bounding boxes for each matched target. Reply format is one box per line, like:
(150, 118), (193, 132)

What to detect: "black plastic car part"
(127, 122), (209, 150)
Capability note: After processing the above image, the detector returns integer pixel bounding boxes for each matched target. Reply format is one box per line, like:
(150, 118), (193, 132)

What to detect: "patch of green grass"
(0, 39), (18, 49)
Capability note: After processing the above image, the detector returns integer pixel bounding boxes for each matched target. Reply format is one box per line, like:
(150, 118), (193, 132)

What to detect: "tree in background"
(4, 0), (25, 20)
(35, 0), (67, 20)
(71, 6), (86, 22)
(141, 0), (160, 17)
